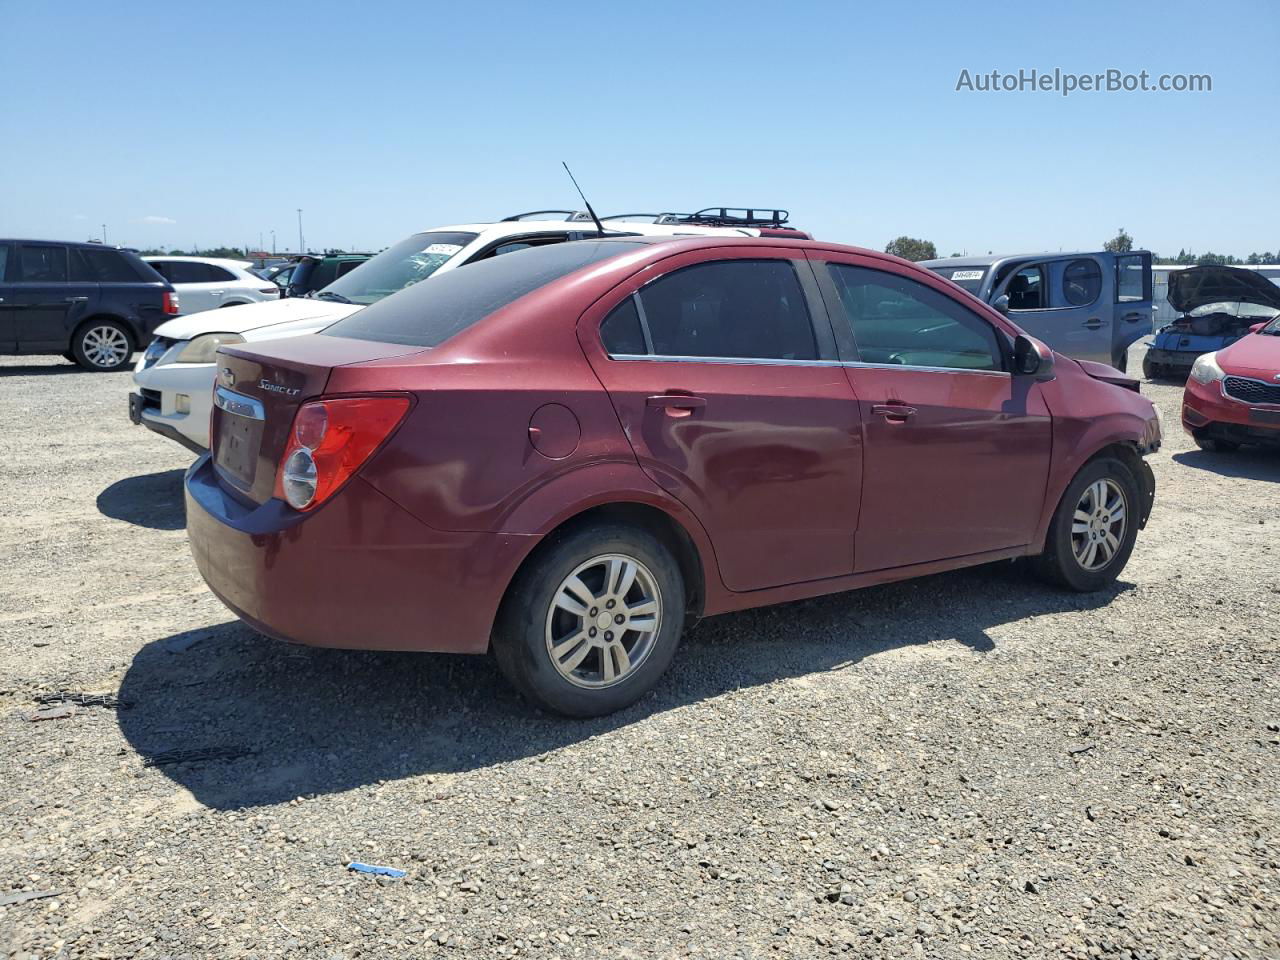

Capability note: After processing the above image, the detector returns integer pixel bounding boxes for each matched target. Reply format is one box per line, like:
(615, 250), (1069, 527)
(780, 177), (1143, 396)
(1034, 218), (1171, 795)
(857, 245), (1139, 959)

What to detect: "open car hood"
(1167, 266), (1280, 314)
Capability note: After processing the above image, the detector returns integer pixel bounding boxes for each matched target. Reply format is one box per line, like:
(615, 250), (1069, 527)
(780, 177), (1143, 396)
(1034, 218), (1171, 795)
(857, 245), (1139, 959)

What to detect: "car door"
(0, 243), (15, 351)
(578, 249), (862, 593)
(9, 243), (79, 352)
(164, 261), (222, 312)
(811, 254), (1052, 573)
(994, 256), (1112, 364)
(1112, 252), (1153, 362)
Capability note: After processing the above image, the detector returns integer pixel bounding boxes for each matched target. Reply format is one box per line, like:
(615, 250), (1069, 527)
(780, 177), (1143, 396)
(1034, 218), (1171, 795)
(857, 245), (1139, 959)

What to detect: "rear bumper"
(184, 455), (537, 654)
(1182, 378), (1280, 447)
(1144, 347), (1196, 370)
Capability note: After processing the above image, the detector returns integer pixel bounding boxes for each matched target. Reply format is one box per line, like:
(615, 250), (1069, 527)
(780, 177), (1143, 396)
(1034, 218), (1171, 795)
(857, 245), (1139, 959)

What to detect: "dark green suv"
(273, 253), (372, 298)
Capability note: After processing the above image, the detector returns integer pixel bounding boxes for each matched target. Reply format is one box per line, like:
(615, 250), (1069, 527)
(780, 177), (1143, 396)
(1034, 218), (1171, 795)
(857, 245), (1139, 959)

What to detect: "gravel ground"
(1, 343), (1277, 960)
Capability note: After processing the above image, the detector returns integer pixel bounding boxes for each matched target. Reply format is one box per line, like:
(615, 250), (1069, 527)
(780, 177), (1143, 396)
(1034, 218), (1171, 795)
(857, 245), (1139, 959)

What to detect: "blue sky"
(2, 0), (1276, 257)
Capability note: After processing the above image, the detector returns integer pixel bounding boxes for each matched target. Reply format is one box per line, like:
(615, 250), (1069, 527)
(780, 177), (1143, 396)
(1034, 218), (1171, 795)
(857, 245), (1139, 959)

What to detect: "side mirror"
(1014, 334), (1056, 381)
(1249, 321), (1267, 334)
(993, 294), (1011, 315)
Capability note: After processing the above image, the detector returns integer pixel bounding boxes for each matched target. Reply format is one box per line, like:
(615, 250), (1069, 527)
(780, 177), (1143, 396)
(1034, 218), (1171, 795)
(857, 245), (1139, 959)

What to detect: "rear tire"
(71, 320), (134, 372)
(493, 523), (686, 717)
(1193, 433), (1239, 453)
(1031, 457), (1140, 592)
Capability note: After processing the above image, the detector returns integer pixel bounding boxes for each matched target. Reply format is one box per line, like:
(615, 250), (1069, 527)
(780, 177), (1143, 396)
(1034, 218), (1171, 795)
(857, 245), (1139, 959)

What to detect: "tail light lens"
(274, 395), (411, 511)
(163, 291), (181, 315)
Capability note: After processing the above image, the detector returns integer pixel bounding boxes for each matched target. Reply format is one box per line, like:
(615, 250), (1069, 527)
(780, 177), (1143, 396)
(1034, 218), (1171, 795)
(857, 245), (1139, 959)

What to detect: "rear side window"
(828, 264), (1002, 371)
(601, 297), (648, 355)
(15, 244), (67, 282)
(326, 240), (643, 348)
(630, 260), (817, 360)
(207, 264), (238, 282)
(1062, 259), (1102, 306)
(0, 245), (10, 281)
(167, 261), (214, 283)
(73, 248), (143, 282)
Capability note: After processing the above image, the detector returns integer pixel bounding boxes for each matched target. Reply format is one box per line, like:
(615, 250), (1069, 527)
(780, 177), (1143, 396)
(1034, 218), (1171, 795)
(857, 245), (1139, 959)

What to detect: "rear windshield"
(319, 231), (478, 306)
(928, 266), (987, 295)
(324, 239), (643, 347)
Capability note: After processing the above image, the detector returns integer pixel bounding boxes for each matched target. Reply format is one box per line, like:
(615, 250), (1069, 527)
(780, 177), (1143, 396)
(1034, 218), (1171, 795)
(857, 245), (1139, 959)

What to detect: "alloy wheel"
(544, 554), (662, 688)
(1070, 478), (1127, 572)
(82, 325), (130, 368)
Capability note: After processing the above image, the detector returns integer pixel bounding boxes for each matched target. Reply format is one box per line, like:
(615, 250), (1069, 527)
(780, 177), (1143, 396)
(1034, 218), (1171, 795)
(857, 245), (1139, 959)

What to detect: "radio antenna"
(562, 162), (607, 236)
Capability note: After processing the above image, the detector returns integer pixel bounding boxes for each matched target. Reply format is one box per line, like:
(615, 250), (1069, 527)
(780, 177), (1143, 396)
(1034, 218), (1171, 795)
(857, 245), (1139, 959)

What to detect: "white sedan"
(144, 256), (280, 313)
(130, 212), (790, 451)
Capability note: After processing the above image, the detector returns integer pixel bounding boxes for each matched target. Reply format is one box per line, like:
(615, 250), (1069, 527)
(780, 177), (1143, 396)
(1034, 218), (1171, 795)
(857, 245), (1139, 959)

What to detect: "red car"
(1181, 291), (1280, 452)
(186, 236), (1160, 716)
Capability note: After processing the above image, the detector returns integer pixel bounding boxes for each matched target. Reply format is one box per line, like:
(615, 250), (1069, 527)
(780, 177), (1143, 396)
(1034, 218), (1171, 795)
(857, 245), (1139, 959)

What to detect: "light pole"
(297, 209), (304, 255)
(271, 230), (276, 255)
(102, 224), (107, 244)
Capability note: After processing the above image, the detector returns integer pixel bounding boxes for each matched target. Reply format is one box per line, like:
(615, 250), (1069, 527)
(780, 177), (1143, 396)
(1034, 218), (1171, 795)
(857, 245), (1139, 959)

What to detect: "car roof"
(419, 219), (770, 241)
(923, 250), (1152, 269)
(143, 255), (253, 269)
(1, 239), (140, 252)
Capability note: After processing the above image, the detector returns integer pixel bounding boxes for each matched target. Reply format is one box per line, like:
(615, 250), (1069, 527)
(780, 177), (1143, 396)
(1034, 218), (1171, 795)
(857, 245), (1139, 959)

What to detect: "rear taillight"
(163, 291), (180, 315)
(274, 395), (411, 511)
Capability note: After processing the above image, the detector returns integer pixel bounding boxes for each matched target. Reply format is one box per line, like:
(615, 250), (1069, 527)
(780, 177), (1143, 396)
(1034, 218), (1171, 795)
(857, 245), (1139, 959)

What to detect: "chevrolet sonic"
(186, 236), (1160, 716)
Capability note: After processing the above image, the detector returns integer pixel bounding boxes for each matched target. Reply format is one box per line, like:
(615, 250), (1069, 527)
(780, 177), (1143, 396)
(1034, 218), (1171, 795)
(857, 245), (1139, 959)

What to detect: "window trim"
(1005, 263), (1049, 313)
(600, 256), (836, 363)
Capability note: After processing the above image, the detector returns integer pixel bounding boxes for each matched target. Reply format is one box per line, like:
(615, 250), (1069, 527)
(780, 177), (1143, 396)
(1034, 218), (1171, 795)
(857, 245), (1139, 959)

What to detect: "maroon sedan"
(187, 236), (1161, 716)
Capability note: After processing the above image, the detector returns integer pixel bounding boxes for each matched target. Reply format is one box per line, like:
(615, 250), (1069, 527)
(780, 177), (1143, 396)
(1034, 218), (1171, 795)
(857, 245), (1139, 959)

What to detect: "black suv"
(0, 240), (179, 371)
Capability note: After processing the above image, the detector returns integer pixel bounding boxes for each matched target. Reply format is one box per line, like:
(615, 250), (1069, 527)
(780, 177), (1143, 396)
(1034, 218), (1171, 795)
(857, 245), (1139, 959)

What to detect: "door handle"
(65, 296), (89, 303)
(1082, 318), (1104, 329)
(1121, 312), (1147, 323)
(871, 403), (917, 421)
(646, 394), (706, 418)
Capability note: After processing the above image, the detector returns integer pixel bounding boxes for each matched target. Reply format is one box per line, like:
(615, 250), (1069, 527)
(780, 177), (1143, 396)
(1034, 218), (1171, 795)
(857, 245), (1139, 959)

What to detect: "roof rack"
(655, 207), (791, 228)
(500, 209), (587, 222)
(600, 213), (664, 223)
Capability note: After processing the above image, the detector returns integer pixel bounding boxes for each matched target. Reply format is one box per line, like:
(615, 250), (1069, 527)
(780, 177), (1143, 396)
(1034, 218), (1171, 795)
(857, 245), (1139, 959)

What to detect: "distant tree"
(949, 252), (963, 258)
(884, 236), (937, 262)
(323, 248), (347, 255)
(1103, 228), (1134, 253)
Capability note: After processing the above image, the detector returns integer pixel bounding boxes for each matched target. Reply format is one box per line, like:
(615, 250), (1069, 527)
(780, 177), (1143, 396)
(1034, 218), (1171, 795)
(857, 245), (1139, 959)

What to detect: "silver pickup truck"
(921, 251), (1153, 371)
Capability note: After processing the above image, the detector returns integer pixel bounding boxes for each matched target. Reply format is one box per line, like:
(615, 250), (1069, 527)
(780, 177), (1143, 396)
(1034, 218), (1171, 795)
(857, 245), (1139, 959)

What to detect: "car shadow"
(118, 563), (1132, 809)
(96, 469), (187, 530)
(1171, 448), (1280, 482)
(0, 362), (91, 377)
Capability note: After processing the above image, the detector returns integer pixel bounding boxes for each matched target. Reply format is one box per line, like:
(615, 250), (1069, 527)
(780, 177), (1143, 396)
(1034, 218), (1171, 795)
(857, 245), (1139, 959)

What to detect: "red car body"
(186, 236), (1159, 667)
(1182, 322), (1280, 449)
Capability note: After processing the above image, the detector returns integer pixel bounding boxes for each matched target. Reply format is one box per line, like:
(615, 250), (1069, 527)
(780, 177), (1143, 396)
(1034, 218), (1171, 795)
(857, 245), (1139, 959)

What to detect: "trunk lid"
(210, 335), (423, 504)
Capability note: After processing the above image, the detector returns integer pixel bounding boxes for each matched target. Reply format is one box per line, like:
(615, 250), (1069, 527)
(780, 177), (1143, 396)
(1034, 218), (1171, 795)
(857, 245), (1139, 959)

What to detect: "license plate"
(1249, 408), (1280, 426)
(215, 413), (259, 487)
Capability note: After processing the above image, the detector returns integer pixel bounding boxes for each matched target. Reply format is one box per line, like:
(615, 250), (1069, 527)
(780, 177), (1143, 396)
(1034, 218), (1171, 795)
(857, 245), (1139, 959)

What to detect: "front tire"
(1141, 355), (1156, 380)
(71, 320), (134, 372)
(493, 523), (686, 717)
(1032, 457), (1140, 592)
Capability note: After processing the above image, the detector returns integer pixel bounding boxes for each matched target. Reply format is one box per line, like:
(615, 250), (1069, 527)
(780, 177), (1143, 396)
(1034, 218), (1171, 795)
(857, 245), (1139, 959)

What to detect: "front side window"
(1006, 265), (1046, 310)
(631, 259), (817, 360)
(828, 264), (1002, 371)
(1062, 258), (1102, 306)
(16, 244), (67, 283)
(326, 239), (642, 348)
(321, 231), (479, 306)
(0, 244), (9, 281)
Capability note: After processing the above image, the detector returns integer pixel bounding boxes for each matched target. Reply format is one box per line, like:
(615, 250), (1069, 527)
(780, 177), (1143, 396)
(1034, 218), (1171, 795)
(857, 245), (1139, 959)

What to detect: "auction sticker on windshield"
(424, 244), (464, 256)
(951, 270), (984, 281)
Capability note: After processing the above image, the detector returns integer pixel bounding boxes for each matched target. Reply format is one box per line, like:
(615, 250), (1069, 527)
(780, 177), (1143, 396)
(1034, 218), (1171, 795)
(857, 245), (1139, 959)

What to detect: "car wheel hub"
(83, 326), (129, 367)
(545, 553), (662, 689)
(1070, 478), (1127, 572)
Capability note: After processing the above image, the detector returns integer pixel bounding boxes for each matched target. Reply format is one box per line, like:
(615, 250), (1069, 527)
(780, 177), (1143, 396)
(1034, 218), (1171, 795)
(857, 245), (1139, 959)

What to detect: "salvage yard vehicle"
(186, 235), (1161, 717)
(0, 239), (179, 371)
(131, 209), (804, 451)
(1143, 265), (1280, 381)
(144, 256), (280, 312)
(921, 250), (1153, 371)
(1181, 311), (1280, 451)
(277, 253), (372, 298)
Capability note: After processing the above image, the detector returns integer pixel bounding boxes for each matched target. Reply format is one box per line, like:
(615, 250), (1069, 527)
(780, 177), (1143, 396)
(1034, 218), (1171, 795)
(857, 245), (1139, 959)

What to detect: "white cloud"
(140, 215), (177, 225)
(72, 214), (88, 220)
